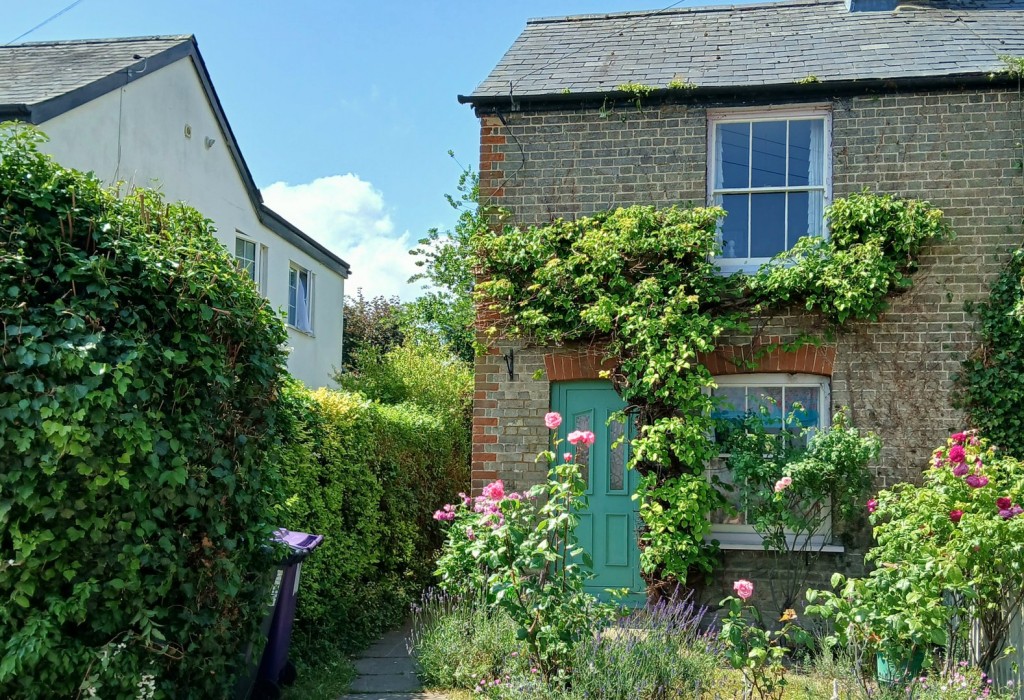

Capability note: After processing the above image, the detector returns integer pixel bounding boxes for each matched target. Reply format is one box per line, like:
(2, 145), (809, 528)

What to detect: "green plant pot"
(875, 649), (925, 686)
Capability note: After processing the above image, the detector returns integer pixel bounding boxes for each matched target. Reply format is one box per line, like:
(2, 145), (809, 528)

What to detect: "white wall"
(37, 57), (344, 388)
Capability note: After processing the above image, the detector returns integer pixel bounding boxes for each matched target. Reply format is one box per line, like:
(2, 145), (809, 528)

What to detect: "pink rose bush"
(432, 411), (618, 679)
(839, 430), (1024, 672)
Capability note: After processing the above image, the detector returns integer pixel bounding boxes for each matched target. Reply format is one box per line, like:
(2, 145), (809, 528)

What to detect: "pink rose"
(733, 579), (754, 601)
(482, 480), (505, 501)
(997, 497), (1012, 510)
(544, 412), (563, 430)
(563, 452), (573, 462)
(1000, 508), (1014, 520)
(774, 476), (793, 493)
(948, 445), (966, 463)
(952, 463), (969, 478)
(568, 430), (596, 446)
(949, 510), (964, 523)
(965, 475), (989, 489)
(466, 527), (476, 541)
(951, 432), (967, 445)
(433, 509), (455, 522)
(867, 498), (878, 514)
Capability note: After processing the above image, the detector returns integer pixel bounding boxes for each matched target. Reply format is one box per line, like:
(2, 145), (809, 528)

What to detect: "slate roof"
(0, 36), (190, 110)
(462, 0), (1024, 104)
(0, 36), (349, 277)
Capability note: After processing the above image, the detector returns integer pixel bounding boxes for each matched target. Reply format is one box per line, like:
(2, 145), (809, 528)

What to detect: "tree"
(405, 162), (489, 364)
(340, 291), (406, 372)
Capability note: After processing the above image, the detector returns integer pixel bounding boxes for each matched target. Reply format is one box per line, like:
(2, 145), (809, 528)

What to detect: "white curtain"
(807, 120), (825, 237)
(296, 271), (311, 332)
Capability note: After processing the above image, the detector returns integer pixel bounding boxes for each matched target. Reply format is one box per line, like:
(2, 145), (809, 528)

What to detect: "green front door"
(552, 380), (644, 600)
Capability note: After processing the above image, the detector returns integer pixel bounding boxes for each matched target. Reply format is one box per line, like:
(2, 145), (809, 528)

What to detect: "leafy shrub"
(407, 589), (522, 690)
(0, 125), (289, 697)
(276, 380), (470, 657)
(338, 338), (472, 417)
(559, 595), (720, 700)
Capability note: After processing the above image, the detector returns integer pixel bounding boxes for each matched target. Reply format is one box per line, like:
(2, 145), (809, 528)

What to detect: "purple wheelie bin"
(251, 529), (324, 698)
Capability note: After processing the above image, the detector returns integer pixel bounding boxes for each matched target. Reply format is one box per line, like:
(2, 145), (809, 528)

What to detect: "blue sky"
(7, 0), (756, 299)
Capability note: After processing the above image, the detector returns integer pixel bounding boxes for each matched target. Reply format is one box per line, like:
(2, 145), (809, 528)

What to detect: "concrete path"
(337, 623), (451, 700)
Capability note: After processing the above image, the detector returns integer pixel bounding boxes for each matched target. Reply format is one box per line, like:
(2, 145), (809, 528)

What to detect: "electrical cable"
(6, 0), (88, 45)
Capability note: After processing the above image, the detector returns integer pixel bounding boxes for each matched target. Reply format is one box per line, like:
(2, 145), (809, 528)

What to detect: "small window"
(706, 373), (833, 550)
(234, 235), (268, 295)
(709, 107), (831, 273)
(235, 237), (257, 281)
(288, 263), (314, 334)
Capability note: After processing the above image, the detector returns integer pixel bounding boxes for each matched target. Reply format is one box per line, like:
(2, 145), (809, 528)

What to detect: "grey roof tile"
(465, 0), (1024, 101)
(0, 36), (190, 107)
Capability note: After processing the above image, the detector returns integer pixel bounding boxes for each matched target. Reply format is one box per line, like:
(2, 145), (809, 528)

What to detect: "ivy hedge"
(0, 126), (472, 696)
(276, 380), (470, 658)
(0, 126), (289, 698)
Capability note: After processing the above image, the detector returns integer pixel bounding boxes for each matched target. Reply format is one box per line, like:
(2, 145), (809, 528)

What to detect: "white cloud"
(262, 174), (421, 301)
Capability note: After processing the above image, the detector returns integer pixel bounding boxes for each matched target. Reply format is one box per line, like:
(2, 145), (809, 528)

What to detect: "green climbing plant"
(475, 195), (950, 585)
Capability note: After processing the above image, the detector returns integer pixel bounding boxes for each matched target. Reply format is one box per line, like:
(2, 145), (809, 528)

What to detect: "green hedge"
(0, 126), (289, 698)
(276, 382), (470, 656)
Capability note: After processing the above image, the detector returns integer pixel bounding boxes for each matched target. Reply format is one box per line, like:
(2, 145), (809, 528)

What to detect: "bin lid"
(273, 528), (324, 553)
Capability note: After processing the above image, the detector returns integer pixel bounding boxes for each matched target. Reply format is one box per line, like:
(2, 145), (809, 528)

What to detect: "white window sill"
(287, 324), (315, 338)
(708, 533), (844, 554)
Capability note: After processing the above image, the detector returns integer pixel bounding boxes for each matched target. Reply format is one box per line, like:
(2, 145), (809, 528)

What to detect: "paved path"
(337, 624), (451, 700)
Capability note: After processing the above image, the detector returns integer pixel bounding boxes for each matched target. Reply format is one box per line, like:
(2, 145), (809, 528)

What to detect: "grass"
(280, 652), (357, 699)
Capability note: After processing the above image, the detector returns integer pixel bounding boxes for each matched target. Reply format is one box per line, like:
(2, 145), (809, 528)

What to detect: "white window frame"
(233, 233), (268, 296)
(707, 104), (833, 275)
(287, 263), (314, 335)
(705, 373), (840, 552)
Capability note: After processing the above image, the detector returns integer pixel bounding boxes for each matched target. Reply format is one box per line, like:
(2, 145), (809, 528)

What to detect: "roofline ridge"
(6, 34), (194, 48)
(526, 0), (837, 25)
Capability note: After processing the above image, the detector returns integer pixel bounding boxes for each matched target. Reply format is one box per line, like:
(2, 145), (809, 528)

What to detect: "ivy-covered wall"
(471, 87), (1023, 599)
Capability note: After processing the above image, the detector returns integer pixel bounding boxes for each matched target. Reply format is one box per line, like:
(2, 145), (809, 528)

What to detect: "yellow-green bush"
(277, 379), (470, 656)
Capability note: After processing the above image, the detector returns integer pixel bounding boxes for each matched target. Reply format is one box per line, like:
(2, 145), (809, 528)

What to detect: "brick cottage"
(459, 0), (1024, 603)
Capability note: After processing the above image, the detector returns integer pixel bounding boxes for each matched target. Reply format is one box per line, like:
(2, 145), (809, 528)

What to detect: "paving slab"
(347, 673), (422, 694)
(353, 656), (416, 675)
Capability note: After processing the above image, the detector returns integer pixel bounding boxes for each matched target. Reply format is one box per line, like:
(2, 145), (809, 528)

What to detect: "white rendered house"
(0, 35), (349, 388)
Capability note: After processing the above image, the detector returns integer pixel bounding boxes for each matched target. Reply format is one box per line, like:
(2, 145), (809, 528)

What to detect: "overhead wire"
(6, 0), (88, 45)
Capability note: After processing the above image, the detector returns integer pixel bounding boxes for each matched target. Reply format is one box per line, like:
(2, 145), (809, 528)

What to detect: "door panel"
(552, 381), (644, 600)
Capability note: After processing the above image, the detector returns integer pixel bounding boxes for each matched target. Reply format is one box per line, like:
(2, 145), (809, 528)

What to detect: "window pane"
(609, 418), (625, 491)
(751, 121), (787, 188)
(786, 387), (820, 428)
(287, 269), (297, 325)
(719, 194), (748, 258)
(750, 193), (786, 258)
(717, 122), (750, 189)
(787, 191), (809, 246)
(749, 387), (783, 427)
(709, 458), (747, 525)
(788, 120), (812, 186)
(575, 413), (591, 488)
(713, 386), (747, 420)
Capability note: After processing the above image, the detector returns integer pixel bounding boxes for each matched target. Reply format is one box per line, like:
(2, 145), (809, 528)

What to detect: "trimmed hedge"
(277, 381), (470, 656)
(0, 126), (289, 698)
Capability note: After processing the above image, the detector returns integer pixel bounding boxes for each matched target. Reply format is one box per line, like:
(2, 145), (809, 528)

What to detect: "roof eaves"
(184, 39), (349, 279)
(459, 71), (1016, 107)
(259, 205), (351, 278)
